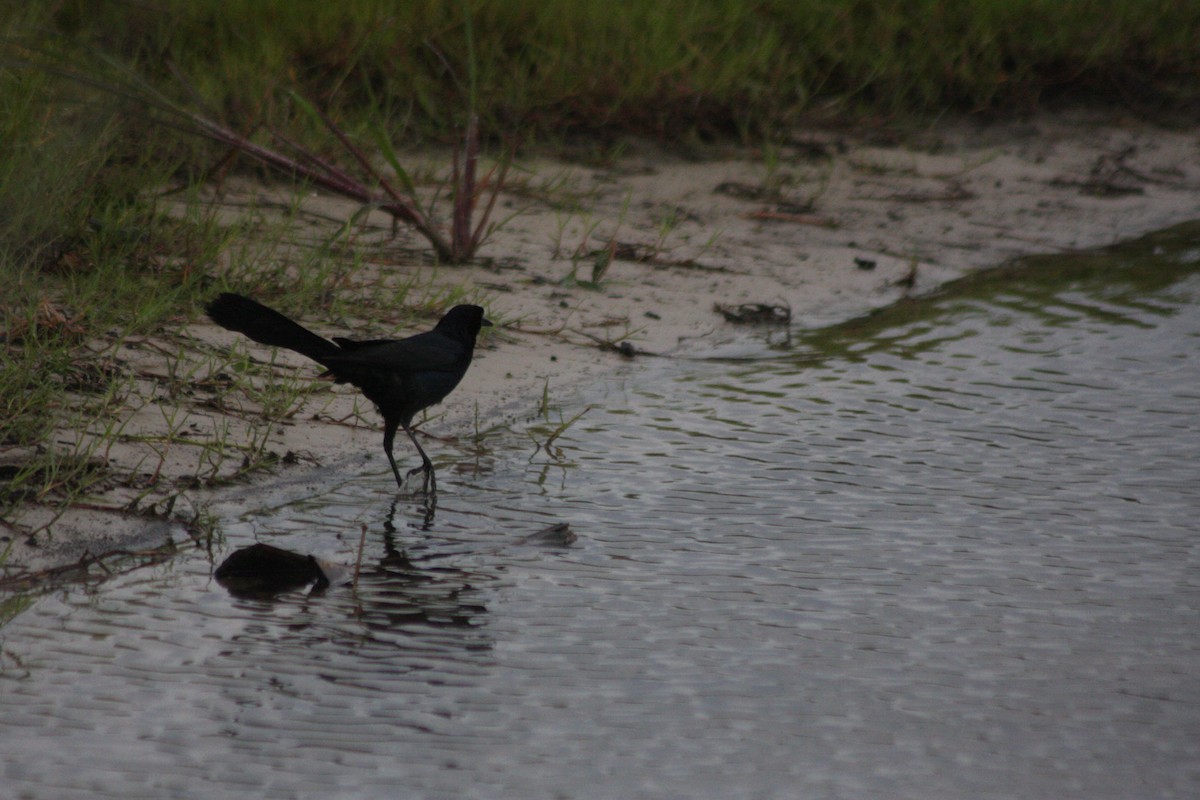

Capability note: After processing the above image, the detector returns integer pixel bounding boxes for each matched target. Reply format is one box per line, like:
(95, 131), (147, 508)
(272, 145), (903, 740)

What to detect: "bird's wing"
(326, 331), (464, 374)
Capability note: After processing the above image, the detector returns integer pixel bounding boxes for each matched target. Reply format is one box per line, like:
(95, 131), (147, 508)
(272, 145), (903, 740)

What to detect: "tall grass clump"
(22, 0), (1200, 145)
(0, 12), (232, 517)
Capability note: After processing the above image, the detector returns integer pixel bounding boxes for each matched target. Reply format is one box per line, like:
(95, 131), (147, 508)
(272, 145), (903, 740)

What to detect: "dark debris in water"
(214, 543), (330, 598)
(517, 523), (577, 548)
(714, 302), (792, 326)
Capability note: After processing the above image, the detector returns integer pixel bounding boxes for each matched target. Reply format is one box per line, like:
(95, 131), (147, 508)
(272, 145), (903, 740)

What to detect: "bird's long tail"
(205, 293), (340, 363)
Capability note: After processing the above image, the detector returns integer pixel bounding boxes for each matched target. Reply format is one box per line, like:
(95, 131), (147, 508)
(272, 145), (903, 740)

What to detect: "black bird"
(205, 293), (491, 492)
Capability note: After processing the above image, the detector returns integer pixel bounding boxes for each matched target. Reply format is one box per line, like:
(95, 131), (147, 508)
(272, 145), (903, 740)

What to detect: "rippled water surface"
(3, 225), (1199, 799)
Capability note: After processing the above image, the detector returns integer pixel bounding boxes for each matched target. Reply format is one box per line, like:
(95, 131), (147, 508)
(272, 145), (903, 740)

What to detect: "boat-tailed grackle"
(206, 293), (491, 492)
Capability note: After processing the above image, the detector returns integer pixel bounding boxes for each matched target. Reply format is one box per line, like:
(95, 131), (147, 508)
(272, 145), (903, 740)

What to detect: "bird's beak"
(482, 317), (494, 327)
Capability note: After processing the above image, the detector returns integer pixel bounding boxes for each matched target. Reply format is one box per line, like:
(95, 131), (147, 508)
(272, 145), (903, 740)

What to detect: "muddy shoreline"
(4, 109), (1199, 582)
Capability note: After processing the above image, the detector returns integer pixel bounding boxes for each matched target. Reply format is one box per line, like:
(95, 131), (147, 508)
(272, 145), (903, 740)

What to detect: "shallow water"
(3, 224), (1199, 799)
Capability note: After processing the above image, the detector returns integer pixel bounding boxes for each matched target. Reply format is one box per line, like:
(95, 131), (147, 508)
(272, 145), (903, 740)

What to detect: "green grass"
(12, 1), (1200, 142)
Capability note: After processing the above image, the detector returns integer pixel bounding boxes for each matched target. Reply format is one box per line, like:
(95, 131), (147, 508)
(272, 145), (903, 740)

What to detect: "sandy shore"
(4, 110), (1199, 580)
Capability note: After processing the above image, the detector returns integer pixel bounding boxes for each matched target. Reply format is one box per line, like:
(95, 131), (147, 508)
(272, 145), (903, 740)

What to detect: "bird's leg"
(403, 424), (437, 494)
(382, 421), (405, 489)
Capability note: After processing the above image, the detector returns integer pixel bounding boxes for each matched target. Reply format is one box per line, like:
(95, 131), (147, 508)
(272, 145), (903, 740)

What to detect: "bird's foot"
(406, 463), (436, 495)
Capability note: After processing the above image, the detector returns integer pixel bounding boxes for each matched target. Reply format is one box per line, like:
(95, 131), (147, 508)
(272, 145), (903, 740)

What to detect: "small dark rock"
(215, 543), (328, 598)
